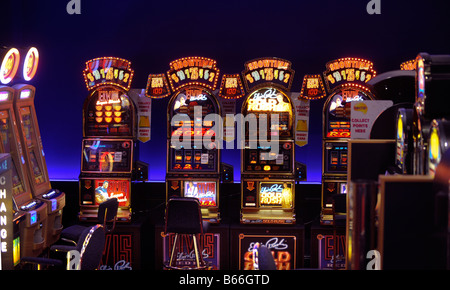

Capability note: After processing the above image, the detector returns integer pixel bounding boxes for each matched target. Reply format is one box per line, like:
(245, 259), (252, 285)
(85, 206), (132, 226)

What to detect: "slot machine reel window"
(85, 88), (134, 137)
(243, 141), (293, 172)
(168, 88), (219, 172)
(0, 110), (27, 196)
(82, 139), (132, 173)
(243, 87), (293, 139)
(259, 182), (293, 208)
(18, 106), (46, 185)
(325, 88), (370, 138)
(169, 87), (217, 128)
(183, 181), (217, 207)
(324, 142), (348, 173)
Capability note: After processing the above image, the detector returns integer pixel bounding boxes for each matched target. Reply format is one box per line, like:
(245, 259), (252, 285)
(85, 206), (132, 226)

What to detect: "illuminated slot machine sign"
(427, 119), (450, 177)
(164, 57), (221, 222)
(0, 48), (20, 85)
(239, 234), (297, 270)
(83, 57), (135, 137)
(299, 74), (327, 100)
(240, 57), (296, 224)
(184, 181), (217, 207)
(80, 57), (136, 221)
(145, 73), (171, 99)
(218, 74), (245, 100)
(258, 182), (293, 209)
(321, 58), (376, 225)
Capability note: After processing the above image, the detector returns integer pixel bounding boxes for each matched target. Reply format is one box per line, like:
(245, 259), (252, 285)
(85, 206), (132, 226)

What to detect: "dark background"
(3, 0), (450, 182)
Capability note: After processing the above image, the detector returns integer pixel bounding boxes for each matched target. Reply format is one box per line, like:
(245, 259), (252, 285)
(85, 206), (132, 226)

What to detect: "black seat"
(20, 224), (106, 270)
(253, 243), (276, 270)
(61, 198), (118, 245)
(164, 197), (207, 270)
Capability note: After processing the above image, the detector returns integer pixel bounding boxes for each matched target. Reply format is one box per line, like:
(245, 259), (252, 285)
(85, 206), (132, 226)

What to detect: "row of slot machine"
(78, 54), (386, 269)
(0, 47), (65, 269)
(151, 56), (301, 270)
(147, 56), (300, 224)
(76, 56), (302, 270)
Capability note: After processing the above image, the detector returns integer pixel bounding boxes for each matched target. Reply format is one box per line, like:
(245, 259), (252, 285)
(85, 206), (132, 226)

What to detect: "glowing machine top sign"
(167, 57), (220, 92)
(323, 57), (376, 93)
(23, 47), (39, 82)
(145, 73), (171, 99)
(218, 74), (245, 100)
(83, 57), (134, 91)
(245, 87), (292, 113)
(242, 57), (294, 92)
(299, 74), (327, 100)
(0, 48), (20, 85)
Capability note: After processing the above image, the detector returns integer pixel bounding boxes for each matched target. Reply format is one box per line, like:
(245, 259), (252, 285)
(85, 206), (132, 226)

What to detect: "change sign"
(0, 154), (13, 270)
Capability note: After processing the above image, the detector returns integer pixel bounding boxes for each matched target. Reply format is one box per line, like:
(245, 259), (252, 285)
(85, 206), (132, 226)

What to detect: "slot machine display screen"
(93, 179), (130, 206)
(259, 181), (293, 208)
(82, 139), (133, 173)
(0, 110), (30, 202)
(243, 87), (293, 139)
(84, 87), (134, 137)
(17, 105), (46, 185)
(183, 181), (217, 207)
(168, 87), (218, 172)
(325, 88), (371, 138)
(324, 142), (348, 173)
(243, 141), (294, 173)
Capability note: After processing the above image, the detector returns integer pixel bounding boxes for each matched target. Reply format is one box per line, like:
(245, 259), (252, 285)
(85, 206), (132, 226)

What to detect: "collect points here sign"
(350, 100), (393, 139)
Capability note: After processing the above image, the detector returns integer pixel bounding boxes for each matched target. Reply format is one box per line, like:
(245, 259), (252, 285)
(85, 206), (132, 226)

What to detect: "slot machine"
(79, 57), (137, 222)
(165, 57), (221, 223)
(1, 46), (63, 258)
(412, 53), (450, 175)
(13, 83), (66, 247)
(321, 58), (376, 225)
(240, 57), (296, 224)
(0, 84), (47, 259)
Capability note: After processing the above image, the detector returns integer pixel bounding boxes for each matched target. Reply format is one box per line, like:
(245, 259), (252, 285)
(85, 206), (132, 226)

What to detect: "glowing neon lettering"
(247, 88), (290, 112)
(96, 90), (121, 105)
